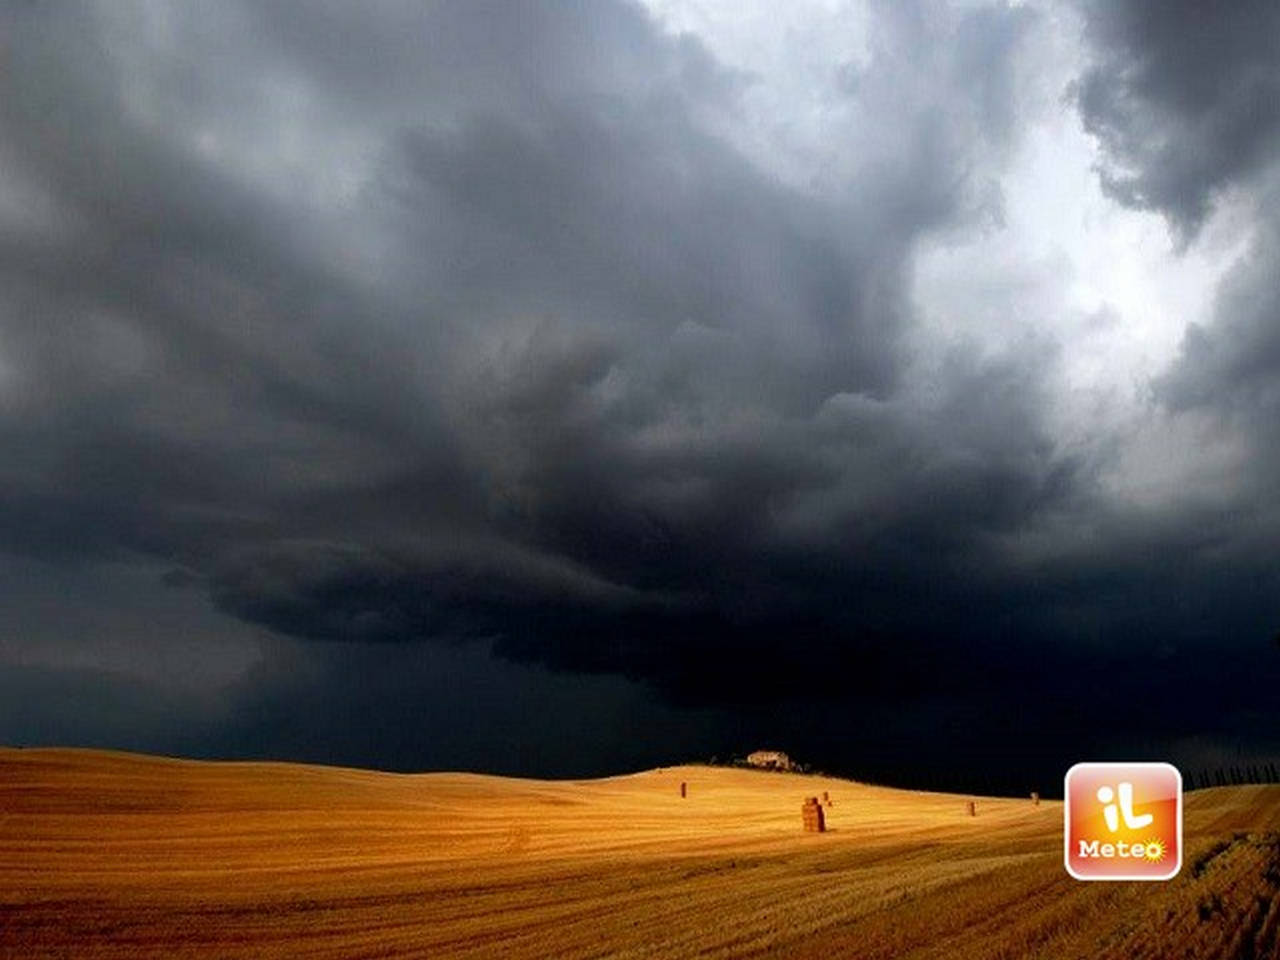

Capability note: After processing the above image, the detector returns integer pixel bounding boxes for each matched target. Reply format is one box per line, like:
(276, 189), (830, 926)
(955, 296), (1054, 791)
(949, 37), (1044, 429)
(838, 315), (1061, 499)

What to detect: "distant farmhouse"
(745, 750), (793, 771)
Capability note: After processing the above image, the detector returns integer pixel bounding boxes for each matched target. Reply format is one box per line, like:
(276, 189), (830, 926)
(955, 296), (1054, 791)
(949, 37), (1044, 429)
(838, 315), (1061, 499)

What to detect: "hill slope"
(1, 748), (1277, 958)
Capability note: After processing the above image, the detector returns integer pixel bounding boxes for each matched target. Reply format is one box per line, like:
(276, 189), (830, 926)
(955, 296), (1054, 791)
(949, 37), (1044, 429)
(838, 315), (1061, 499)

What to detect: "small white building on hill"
(746, 750), (793, 771)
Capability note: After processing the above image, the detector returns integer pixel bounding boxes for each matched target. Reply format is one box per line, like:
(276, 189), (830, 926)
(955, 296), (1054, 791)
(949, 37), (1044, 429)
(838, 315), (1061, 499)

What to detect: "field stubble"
(1, 748), (1277, 958)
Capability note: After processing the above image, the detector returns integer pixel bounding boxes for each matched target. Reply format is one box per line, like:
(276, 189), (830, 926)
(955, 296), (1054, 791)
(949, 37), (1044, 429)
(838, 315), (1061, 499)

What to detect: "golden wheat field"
(1, 748), (1277, 959)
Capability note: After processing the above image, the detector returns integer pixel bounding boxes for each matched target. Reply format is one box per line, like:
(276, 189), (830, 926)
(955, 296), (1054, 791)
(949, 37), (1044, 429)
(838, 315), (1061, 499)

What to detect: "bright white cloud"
(645, 0), (1256, 511)
(641, 0), (873, 189)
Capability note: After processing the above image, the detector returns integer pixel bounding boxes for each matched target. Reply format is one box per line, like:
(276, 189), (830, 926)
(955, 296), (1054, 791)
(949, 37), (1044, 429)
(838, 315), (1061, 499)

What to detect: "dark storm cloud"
(1067, 0), (1280, 736)
(1, 0), (1276, 782)
(1157, 203), (1280, 429)
(0, 664), (195, 751)
(1074, 0), (1280, 236)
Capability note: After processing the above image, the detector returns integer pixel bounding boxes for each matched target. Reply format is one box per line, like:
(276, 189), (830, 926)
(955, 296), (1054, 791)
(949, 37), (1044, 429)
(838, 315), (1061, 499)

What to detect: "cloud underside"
(0, 0), (1277, 763)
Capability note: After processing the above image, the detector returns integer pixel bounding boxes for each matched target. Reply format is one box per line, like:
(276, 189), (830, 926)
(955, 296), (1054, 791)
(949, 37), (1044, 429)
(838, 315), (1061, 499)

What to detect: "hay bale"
(801, 796), (826, 832)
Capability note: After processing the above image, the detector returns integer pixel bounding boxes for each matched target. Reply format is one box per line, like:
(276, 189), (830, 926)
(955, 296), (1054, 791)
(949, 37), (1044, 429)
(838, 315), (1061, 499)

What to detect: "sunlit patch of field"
(2, 748), (1277, 959)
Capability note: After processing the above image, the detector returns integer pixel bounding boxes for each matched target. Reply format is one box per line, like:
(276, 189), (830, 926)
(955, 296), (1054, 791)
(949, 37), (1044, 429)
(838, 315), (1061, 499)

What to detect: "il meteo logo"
(1064, 762), (1182, 881)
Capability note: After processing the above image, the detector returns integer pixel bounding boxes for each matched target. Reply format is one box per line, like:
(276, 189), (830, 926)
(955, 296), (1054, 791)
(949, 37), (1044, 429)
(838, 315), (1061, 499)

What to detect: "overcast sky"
(2, 0), (1277, 793)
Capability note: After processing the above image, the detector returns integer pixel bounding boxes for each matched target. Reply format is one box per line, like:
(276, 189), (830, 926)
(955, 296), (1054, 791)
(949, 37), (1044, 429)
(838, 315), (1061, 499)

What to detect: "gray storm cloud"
(1075, 0), (1280, 554)
(0, 0), (1276, 780)
(1075, 0), (1280, 238)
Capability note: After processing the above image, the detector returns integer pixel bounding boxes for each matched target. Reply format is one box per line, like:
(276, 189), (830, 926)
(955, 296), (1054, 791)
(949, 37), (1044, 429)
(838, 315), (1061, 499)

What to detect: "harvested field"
(2, 748), (1278, 958)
